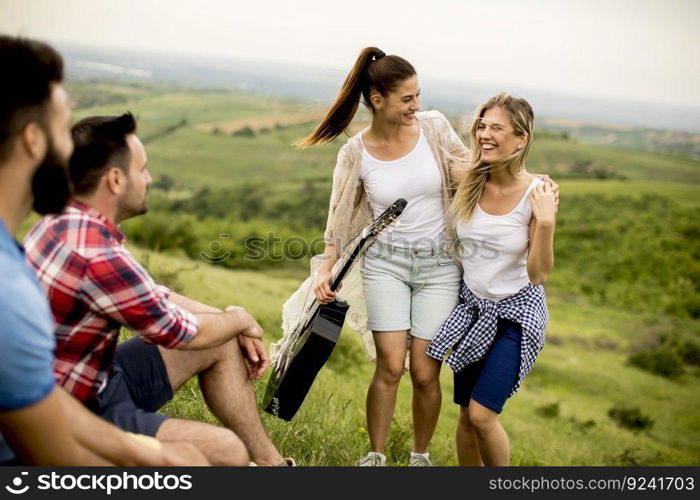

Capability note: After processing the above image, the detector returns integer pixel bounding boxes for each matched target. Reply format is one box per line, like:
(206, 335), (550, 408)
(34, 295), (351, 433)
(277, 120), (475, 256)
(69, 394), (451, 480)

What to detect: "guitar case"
(263, 300), (348, 420)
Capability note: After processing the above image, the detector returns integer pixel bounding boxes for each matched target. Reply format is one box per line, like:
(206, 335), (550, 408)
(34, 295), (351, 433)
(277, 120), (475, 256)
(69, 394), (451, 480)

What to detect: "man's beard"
(31, 135), (72, 215)
(116, 183), (149, 222)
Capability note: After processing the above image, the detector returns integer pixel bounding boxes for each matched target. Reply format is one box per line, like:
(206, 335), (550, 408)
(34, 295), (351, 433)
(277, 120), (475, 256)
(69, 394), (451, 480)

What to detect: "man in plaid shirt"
(1, 35), (207, 466)
(25, 112), (290, 466)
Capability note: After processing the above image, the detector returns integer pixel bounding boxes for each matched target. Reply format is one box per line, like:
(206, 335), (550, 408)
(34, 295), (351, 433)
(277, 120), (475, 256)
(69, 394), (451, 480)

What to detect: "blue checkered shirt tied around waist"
(427, 282), (548, 397)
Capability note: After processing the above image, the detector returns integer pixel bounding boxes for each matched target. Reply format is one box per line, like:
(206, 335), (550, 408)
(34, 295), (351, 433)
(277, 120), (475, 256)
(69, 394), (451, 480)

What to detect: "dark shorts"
(89, 337), (174, 437)
(453, 319), (522, 414)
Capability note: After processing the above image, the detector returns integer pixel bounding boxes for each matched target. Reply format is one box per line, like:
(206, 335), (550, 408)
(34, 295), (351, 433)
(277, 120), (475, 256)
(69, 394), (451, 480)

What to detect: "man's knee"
(160, 442), (210, 465)
(194, 338), (243, 371)
(214, 337), (243, 362)
(200, 426), (249, 466)
(157, 420), (249, 466)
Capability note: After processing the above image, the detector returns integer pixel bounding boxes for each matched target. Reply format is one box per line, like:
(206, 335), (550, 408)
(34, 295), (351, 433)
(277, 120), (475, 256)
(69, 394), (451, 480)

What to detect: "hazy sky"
(1, 0), (698, 107)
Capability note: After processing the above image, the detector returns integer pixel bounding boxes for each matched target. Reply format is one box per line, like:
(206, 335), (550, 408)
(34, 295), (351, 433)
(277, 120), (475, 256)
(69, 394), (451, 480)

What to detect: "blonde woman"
(428, 93), (555, 466)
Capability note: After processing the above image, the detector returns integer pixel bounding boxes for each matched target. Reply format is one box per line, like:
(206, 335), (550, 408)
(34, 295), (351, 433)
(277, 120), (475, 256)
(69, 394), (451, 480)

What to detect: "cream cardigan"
(323, 110), (468, 254)
(275, 110), (470, 364)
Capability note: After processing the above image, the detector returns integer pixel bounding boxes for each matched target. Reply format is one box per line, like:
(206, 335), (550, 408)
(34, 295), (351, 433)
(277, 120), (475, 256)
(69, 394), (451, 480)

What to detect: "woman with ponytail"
(427, 93), (556, 466)
(293, 46), (469, 466)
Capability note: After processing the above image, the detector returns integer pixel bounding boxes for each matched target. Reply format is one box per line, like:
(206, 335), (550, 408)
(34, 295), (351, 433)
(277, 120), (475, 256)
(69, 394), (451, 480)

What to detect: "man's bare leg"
(157, 338), (284, 465)
(156, 419), (247, 465)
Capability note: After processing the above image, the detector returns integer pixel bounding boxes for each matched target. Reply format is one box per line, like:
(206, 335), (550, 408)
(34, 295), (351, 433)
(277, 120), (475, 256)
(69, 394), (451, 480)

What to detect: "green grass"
(142, 124), (338, 190)
(529, 137), (700, 184)
(559, 180), (700, 207)
(69, 84), (310, 146)
(127, 246), (700, 466)
(60, 82), (700, 465)
(67, 84), (338, 191)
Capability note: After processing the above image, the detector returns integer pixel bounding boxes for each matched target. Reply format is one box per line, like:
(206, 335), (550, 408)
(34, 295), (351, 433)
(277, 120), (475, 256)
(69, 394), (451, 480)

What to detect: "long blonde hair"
(452, 92), (534, 222)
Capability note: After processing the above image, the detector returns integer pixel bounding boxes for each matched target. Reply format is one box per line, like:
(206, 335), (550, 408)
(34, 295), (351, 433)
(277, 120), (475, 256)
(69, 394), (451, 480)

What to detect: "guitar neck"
(329, 233), (369, 292)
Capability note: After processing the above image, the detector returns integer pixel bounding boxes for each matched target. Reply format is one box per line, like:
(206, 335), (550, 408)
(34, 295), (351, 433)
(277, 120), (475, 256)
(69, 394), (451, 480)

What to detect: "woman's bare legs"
(366, 330), (408, 453)
(459, 400), (509, 466)
(456, 405), (485, 466)
(409, 338), (442, 453)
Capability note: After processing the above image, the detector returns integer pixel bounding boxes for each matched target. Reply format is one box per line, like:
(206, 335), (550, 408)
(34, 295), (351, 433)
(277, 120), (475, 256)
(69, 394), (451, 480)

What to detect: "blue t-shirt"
(0, 219), (57, 463)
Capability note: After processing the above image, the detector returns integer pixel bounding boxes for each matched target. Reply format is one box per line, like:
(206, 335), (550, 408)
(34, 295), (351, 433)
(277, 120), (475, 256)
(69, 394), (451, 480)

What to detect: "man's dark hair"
(69, 112), (137, 195)
(0, 35), (64, 161)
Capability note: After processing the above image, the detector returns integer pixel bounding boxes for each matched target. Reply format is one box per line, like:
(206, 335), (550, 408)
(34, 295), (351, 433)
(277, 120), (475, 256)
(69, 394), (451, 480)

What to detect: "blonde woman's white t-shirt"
(456, 177), (544, 301)
(360, 128), (445, 246)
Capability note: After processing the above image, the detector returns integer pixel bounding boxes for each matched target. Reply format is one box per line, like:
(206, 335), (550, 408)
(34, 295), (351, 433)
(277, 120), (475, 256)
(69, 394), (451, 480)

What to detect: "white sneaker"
(409, 451), (432, 466)
(358, 451), (386, 466)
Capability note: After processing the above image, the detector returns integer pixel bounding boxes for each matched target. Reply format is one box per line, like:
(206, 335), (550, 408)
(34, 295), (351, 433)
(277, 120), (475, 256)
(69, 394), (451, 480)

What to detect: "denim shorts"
(87, 337), (173, 437)
(453, 319), (522, 414)
(361, 240), (462, 340)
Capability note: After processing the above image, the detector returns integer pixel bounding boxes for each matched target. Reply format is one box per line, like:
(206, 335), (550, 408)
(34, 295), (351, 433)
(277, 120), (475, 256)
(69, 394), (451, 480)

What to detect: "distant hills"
(57, 43), (700, 139)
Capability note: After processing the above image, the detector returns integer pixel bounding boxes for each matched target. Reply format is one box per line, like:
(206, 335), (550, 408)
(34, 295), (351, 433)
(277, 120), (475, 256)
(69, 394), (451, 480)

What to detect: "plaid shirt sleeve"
(79, 248), (198, 348)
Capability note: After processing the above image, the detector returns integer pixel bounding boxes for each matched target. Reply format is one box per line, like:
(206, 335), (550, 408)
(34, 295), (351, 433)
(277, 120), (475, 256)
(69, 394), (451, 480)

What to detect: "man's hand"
(224, 306), (263, 339)
(237, 336), (270, 379)
(184, 305), (263, 350)
(225, 305), (268, 378)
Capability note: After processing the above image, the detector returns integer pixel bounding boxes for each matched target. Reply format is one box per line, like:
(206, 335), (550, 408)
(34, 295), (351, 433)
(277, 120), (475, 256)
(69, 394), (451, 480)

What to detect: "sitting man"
(0, 35), (206, 466)
(24, 112), (291, 466)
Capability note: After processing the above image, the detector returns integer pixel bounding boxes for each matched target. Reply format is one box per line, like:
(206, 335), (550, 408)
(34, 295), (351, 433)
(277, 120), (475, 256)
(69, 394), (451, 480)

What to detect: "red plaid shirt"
(24, 200), (198, 403)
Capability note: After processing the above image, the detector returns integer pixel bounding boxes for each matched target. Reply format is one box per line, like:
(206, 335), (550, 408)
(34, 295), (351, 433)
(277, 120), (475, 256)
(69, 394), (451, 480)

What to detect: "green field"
(66, 81), (700, 466)
(559, 180), (700, 207)
(132, 247), (699, 466)
(67, 81), (700, 191)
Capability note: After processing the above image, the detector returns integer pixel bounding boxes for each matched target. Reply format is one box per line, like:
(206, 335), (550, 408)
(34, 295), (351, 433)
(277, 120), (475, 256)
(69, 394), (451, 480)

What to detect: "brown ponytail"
(296, 46), (416, 148)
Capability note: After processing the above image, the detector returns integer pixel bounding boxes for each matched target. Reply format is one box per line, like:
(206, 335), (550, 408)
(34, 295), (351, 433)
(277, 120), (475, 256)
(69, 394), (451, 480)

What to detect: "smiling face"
(476, 106), (528, 163)
(371, 74), (421, 126)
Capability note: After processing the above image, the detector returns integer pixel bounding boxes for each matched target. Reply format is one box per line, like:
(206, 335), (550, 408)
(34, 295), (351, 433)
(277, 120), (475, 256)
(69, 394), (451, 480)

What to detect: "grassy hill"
(130, 246), (700, 466)
(67, 81), (700, 191)
(538, 117), (700, 158)
(63, 81), (700, 466)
